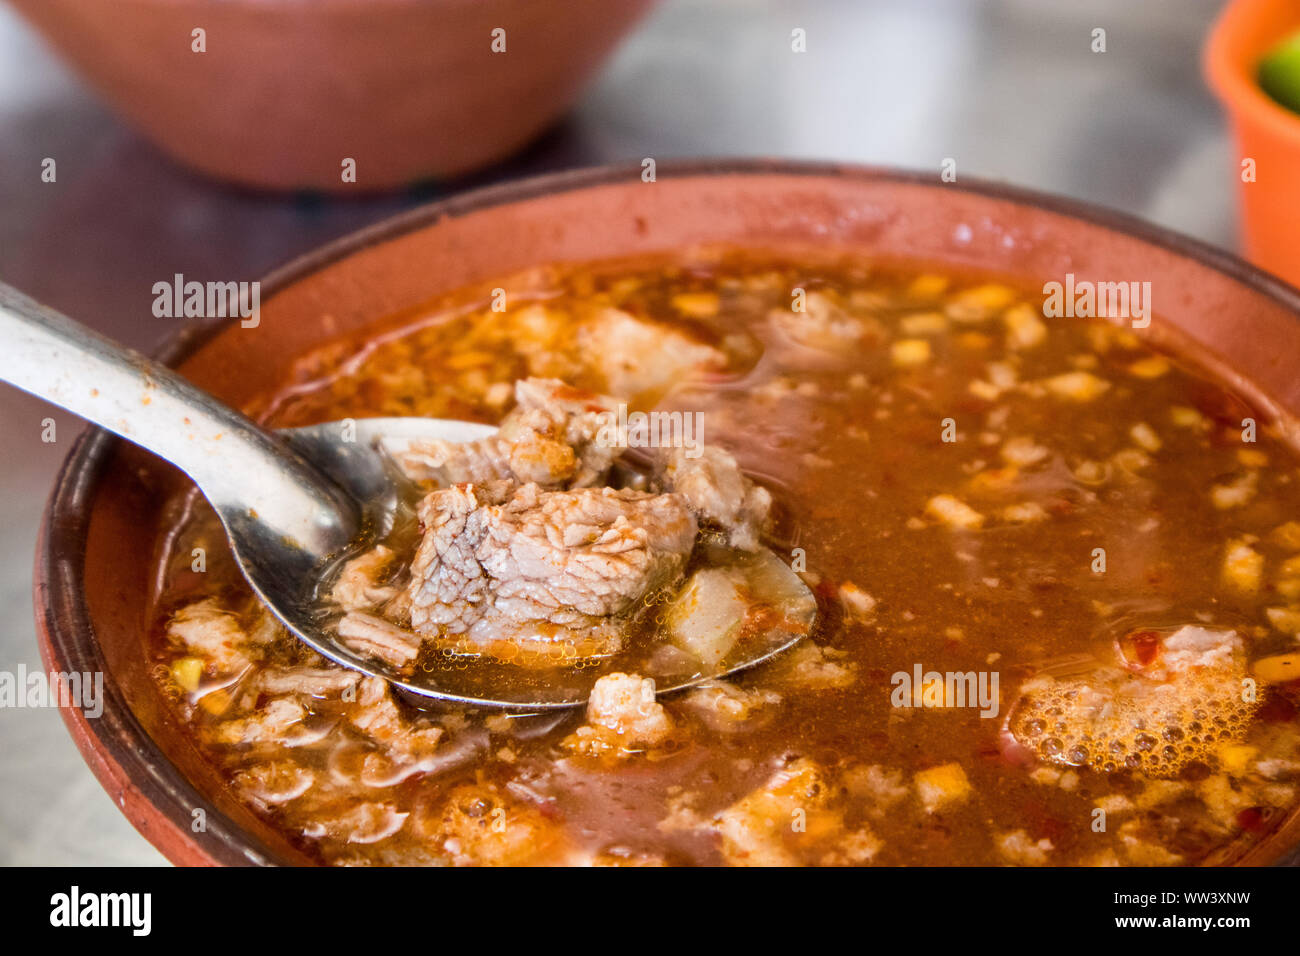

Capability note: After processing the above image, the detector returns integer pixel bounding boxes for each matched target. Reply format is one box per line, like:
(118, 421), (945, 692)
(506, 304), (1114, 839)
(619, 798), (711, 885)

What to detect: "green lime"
(1259, 28), (1300, 114)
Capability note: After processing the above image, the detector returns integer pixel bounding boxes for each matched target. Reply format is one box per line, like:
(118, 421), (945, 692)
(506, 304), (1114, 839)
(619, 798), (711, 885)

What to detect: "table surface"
(0, 0), (1236, 865)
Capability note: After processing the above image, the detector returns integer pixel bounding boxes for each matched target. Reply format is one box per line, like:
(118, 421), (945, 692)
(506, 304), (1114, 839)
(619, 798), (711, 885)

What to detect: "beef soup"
(318, 374), (816, 701)
(146, 254), (1300, 866)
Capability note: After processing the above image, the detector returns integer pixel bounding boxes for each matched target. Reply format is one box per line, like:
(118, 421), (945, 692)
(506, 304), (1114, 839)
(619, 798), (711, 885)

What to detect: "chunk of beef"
(562, 672), (674, 757)
(504, 378), (623, 487)
(407, 483), (697, 649)
(477, 486), (695, 621)
(301, 801), (409, 845)
(996, 830), (1054, 866)
(254, 666), (361, 697)
(842, 764), (910, 820)
(403, 485), (490, 634)
(167, 599), (256, 672)
(348, 676), (443, 759)
(330, 546), (397, 611)
(767, 290), (867, 350)
(658, 445), (771, 551)
(419, 783), (567, 865)
(213, 697), (306, 746)
(586, 673), (673, 742)
(337, 611), (423, 667)
(713, 757), (880, 866)
(233, 761), (315, 806)
(769, 642), (858, 690)
(574, 307), (726, 399)
(391, 378), (620, 489)
(681, 680), (781, 731)
(1155, 624), (1242, 678)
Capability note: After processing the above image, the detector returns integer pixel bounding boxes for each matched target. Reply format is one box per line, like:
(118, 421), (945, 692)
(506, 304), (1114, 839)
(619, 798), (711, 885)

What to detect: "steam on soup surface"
(148, 254), (1300, 866)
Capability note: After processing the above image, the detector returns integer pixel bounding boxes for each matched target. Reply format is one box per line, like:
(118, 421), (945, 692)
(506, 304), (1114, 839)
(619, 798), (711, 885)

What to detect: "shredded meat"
(337, 611), (423, 667)
(574, 307), (726, 399)
(407, 483), (697, 647)
(392, 378), (620, 489)
(585, 673), (673, 743)
(302, 801), (409, 845)
(349, 676), (443, 759)
(421, 783), (566, 865)
(766, 290), (875, 354)
(330, 546), (397, 610)
(255, 667), (361, 697)
(681, 680), (781, 731)
(769, 642), (859, 690)
(167, 598), (257, 672)
(234, 761), (315, 806)
(213, 698), (306, 746)
(713, 757), (881, 866)
(562, 672), (674, 757)
(659, 445), (772, 551)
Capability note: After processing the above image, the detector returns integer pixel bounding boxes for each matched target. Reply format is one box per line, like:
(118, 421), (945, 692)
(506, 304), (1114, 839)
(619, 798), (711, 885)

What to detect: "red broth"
(146, 256), (1300, 866)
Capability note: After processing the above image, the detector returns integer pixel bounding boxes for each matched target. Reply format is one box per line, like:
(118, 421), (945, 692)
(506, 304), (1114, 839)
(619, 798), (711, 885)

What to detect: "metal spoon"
(0, 283), (814, 708)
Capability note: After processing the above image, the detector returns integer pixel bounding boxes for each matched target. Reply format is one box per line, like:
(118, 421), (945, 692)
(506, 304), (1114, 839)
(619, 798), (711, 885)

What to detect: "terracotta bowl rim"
(34, 158), (1300, 867)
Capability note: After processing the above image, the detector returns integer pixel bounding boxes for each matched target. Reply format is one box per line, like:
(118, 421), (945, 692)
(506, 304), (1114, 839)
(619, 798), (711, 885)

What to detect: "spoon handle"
(0, 281), (357, 560)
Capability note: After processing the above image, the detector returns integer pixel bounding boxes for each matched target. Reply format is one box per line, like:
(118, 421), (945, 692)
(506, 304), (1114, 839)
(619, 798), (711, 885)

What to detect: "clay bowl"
(7, 0), (656, 192)
(35, 161), (1300, 865)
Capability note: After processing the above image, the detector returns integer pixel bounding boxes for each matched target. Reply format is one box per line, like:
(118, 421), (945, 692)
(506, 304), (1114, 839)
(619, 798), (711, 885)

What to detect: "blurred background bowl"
(1206, 0), (1300, 285)
(6, 0), (656, 192)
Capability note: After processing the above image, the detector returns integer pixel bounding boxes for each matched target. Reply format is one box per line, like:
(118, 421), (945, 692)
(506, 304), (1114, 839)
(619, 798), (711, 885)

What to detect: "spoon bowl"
(273, 417), (815, 709)
(1, 282), (813, 709)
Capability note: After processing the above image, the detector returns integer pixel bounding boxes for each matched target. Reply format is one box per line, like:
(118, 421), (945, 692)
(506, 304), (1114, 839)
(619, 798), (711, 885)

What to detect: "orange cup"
(1206, 0), (1300, 286)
